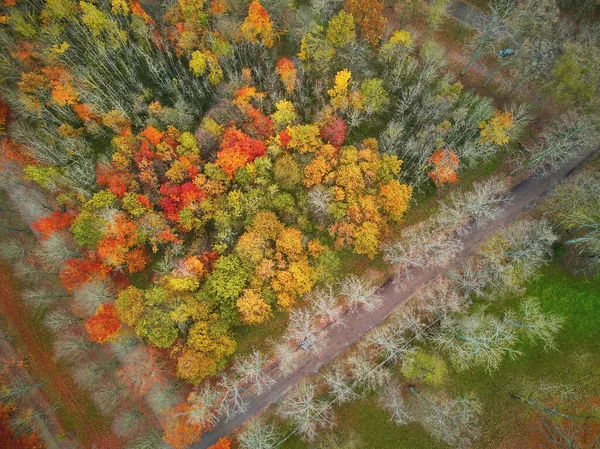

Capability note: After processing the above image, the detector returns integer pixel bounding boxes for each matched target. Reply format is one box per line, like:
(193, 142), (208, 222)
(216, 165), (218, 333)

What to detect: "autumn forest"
(0, 0), (598, 448)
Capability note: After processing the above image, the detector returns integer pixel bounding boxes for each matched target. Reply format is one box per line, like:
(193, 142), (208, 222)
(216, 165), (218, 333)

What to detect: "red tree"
(320, 115), (347, 148)
(32, 211), (74, 240)
(86, 304), (122, 343)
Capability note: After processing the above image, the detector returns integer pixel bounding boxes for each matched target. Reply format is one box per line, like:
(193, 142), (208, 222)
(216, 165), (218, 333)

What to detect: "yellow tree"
(241, 0), (275, 48)
(478, 111), (514, 146)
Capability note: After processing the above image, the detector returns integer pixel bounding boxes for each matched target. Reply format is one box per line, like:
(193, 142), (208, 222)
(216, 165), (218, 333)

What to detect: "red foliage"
(0, 139), (36, 168)
(86, 303), (122, 343)
(159, 182), (206, 222)
(216, 127), (266, 177)
(129, 0), (155, 25)
(0, 404), (44, 449)
(279, 129), (291, 147)
(123, 246), (150, 273)
(60, 256), (110, 291)
(247, 106), (274, 139)
(427, 149), (459, 185)
(208, 437), (232, 449)
(96, 163), (130, 198)
(200, 250), (220, 273)
(320, 115), (347, 148)
(32, 211), (74, 240)
(162, 403), (208, 449)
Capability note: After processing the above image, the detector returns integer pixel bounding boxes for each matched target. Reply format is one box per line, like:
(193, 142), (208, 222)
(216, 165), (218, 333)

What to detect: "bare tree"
(436, 178), (511, 235)
(378, 380), (412, 425)
(217, 374), (249, 421)
(238, 417), (280, 449)
(413, 278), (467, 322)
(309, 285), (344, 327)
(323, 363), (360, 405)
(186, 385), (220, 429)
(22, 288), (66, 315)
(273, 340), (297, 376)
(43, 308), (76, 332)
(36, 233), (77, 266)
(339, 275), (382, 313)
(54, 332), (93, 363)
(73, 280), (113, 316)
(517, 113), (599, 177)
(411, 389), (482, 449)
(147, 381), (180, 415)
(434, 312), (521, 372)
(234, 350), (274, 394)
(366, 325), (415, 365)
(112, 408), (145, 438)
(0, 376), (42, 405)
(346, 347), (390, 391)
(286, 309), (324, 353)
(93, 381), (128, 415)
(278, 381), (334, 441)
(504, 298), (564, 350)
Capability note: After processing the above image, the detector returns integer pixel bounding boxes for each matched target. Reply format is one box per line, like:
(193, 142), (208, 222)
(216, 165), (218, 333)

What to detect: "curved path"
(197, 148), (599, 448)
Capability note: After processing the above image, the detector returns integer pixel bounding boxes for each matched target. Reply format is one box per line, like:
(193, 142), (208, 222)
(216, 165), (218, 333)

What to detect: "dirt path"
(0, 267), (121, 449)
(196, 148), (599, 448)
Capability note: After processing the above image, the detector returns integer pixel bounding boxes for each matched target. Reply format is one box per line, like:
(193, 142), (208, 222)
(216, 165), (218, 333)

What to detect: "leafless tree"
(411, 389), (482, 449)
(286, 309), (324, 353)
(73, 280), (113, 316)
(413, 278), (467, 322)
(0, 237), (26, 262)
(0, 376), (42, 405)
(36, 233), (77, 266)
(504, 298), (564, 350)
(339, 275), (382, 314)
(93, 381), (128, 415)
(278, 381), (334, 441)
(126, 429), (171, 449)
(366, 325), (415, 365)
(147, 382), (180, 415)
(54, 332), (93, 363)
(234, 350), (274, 394)
(346, 347), (390, 391)
(378, 380), (412, 425)
(323, 363), (360, 405)
(112, 408), (145, 438)
(273, 340), (297, 376)
(186, 385), (220, 428)
(238, 417), (280, 449)
(308, 186), (332, 221)
(217, 373), (249, 421)
(309, 285), (345, 327)
(436, 178), (511, 235)
(434, 312), (521, 372)
(22, 288), (65, 315)
(43, 308), (75, 332)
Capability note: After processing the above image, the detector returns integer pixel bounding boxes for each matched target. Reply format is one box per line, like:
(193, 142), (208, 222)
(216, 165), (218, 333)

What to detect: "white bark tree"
(434, 312), (521, 372)
(234, 350), (275, 394)
(309, 285), (345, 326)
(504, 298), (564, 350)
(323, 363), (360, 405)
(217, 374), (249, 421)
(186, 385), (220, 428)
(286, 309), (324, 353)
(339, 275), (382, 313)
(366, 325), (416, 365)
(346, 347), (390, 391)
(278, 382), (334, 441)
(378, 380), (413, 425)
(238, 417), (280, 449)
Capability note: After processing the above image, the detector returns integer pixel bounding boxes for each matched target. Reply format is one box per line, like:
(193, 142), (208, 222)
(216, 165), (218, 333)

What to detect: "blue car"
(498, 48), (516, 57)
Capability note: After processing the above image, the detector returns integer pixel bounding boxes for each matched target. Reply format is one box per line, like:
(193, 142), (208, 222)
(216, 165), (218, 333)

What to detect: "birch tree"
(234, 350), (275, 394)
(504, 298), (564, 350)
(339, 275), (382, 313)
(323, 362), (360, 404)
(238, 417), (280, 449)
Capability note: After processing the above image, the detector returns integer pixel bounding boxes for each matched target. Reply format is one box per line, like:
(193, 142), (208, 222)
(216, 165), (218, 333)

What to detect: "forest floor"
(196, 148), (599, 447)
(0, 265), (121, 449)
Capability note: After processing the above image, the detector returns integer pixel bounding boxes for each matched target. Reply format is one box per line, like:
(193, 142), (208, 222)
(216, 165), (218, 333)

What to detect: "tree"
(208, 438), (232, 449)
(309, 286), (344, 326)
(339, 275), (382, 313)
(460, 1), (514, 76)
(434, 312), (520, 372)
(544, 170), (600, 272)
(237, 289), (272, 325)
(517, 113), (599, 177)
(234, 350), (274, 394)
(478, 111), (515, 146)
(378, 380), (412, 425)
(86, 303), (122, 343)
(504, 298), (563, 350)
(217, 374), (248, 421)
(401, 349), (448, 387)
(411, 389), (481, 449)
(275, 58), (297, 94)
(241, 0), (276, 48)
(323, 363), (360, 404)
(135, 309), (178, 349)
(285, 309), (323, 352)
(278, 381), (334, 441)
(421, 0), (451, 45)
(238, 418), (279, 449)
(344, 0), (387, 45)
(428, 149), (459, 185)
(366, 325), (415, 365)
(326, 11), (355, 48)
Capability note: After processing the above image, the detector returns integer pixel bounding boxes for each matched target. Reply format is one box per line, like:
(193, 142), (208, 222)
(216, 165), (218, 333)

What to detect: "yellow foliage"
(478, 111), (514, 146)
(276, 228), (304, 261)
(379, 179), (412, 222)
(271, 100), (297, 129)
(237, 289), (272, 324)
(286, 124), (321, 154)
(251, 211), (284, 240)
(328, 69), (352, 110)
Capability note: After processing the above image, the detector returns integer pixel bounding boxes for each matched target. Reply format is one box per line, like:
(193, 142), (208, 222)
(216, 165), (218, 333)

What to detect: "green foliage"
(202, 255), (252, 321)
(135, 309), (178, 349)
(71, 211), (105, 248)
(401, 349), (448, 387)
(273, 154), (302, 190)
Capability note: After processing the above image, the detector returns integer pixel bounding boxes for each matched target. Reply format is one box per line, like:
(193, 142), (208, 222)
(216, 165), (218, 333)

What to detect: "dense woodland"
(0, 0), (598, 448)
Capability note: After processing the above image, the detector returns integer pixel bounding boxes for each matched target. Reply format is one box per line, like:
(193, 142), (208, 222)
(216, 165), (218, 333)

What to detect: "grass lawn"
(274, 259), (600, 448)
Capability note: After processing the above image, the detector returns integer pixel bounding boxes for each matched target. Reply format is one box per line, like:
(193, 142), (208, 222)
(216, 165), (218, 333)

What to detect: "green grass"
(277, 259), (600, 448)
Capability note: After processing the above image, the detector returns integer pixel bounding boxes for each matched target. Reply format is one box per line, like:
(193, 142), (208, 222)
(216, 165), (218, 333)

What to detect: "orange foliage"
(86, 303), (122, 343)
(32, 211), (74, 240)
(0, 101), (9, 135)
(240, 0), (275, 48)
(208, 438), (232, 449)
(0, 404), (45, 449)
(162, 403), (207, 449)
(216, 128), (266, 178)
(129, 0), (155, 24)
(344, 0), (387, 45)
(427, 149), (459, 185)
(74, 103), (100, 122)
(60, 256), (110, 291)
(275, 58), (297, 94)
(140, 125), (165, 146)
